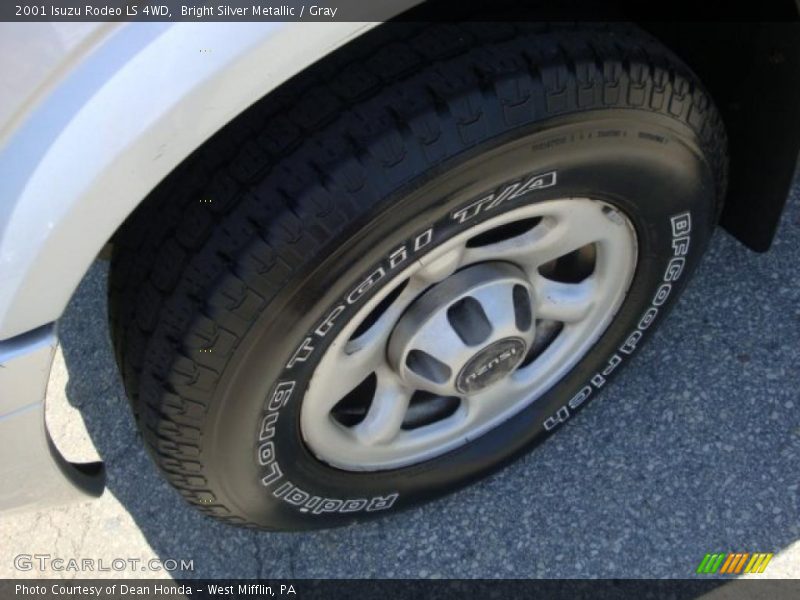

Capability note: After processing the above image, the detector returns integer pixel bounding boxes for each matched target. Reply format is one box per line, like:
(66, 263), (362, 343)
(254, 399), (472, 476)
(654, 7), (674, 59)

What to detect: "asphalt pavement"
(1, 181), (798, 580)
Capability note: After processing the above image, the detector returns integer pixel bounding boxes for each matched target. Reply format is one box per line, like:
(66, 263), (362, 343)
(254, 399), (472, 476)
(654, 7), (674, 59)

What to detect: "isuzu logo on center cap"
(456, 337), (527, 394)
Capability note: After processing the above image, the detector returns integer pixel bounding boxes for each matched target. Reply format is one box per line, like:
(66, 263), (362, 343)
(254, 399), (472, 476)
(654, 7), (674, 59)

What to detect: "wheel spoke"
(532, 202), (623, 268)
(317, 279), (426, 409)
(313, 346), (381, 413)
(343, 277), (427, 355)
(351, 366), (411, 445)
(534, 276), (596, 323)
(460, 202), (620, 275)
(414, 245), (465, 284)
(459, 225), (551, 270)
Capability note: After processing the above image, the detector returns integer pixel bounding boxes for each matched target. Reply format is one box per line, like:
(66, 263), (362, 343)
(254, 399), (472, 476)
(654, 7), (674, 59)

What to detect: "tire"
(109, 23), (727, 530)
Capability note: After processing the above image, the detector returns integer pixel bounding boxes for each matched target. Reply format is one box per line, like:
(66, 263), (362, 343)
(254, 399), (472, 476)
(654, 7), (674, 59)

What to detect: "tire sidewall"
(206, 110), (716, 529)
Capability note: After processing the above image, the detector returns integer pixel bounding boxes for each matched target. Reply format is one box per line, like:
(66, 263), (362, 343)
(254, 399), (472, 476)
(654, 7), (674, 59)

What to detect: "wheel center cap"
(388, 262), (536, 396)
(455, 337), (527, 394)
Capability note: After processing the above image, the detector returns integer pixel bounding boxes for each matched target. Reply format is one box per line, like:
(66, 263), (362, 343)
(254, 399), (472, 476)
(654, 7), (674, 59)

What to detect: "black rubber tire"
(109, 22), (727, 530)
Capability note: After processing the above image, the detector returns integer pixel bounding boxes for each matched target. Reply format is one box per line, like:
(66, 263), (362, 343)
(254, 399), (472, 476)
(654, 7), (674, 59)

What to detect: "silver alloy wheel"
(300, 198), (638, 471)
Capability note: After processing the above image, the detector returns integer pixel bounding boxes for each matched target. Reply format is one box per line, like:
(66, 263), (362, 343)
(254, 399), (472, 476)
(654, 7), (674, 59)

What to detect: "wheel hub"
(300, 198), (638, 471)
(455, 337), (527, 394)
(387, 262), (536, 397)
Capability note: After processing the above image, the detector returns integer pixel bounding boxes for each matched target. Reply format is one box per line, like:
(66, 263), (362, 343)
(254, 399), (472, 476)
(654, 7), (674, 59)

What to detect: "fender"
(0, 14), (421, 340)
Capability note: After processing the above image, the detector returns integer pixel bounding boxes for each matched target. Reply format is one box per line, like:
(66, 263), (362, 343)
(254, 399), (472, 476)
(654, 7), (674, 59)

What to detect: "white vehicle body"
(0, 16), (421, 511)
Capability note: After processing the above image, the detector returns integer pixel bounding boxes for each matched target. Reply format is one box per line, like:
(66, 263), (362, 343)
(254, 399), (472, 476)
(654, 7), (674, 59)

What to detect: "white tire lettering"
(664, 257), (685, 282)
(366, 493), (399, 512)
(653, 283), (672, 306)
(568, 385), (593, 410)
(286, 338), (314, 369)
(315, 305), (345, 337)
(266, 381), (296, 412)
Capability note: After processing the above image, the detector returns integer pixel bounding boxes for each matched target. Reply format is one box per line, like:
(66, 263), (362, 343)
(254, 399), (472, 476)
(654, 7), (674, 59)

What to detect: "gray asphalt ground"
(2, 183), (799, 580)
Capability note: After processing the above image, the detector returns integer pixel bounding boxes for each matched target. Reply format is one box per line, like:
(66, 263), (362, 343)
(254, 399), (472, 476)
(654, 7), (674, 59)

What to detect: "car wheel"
(110, 23), (727, 530)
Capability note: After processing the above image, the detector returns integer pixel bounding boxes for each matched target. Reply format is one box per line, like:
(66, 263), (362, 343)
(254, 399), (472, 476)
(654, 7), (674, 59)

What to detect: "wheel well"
(642, 22), (800, 251)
